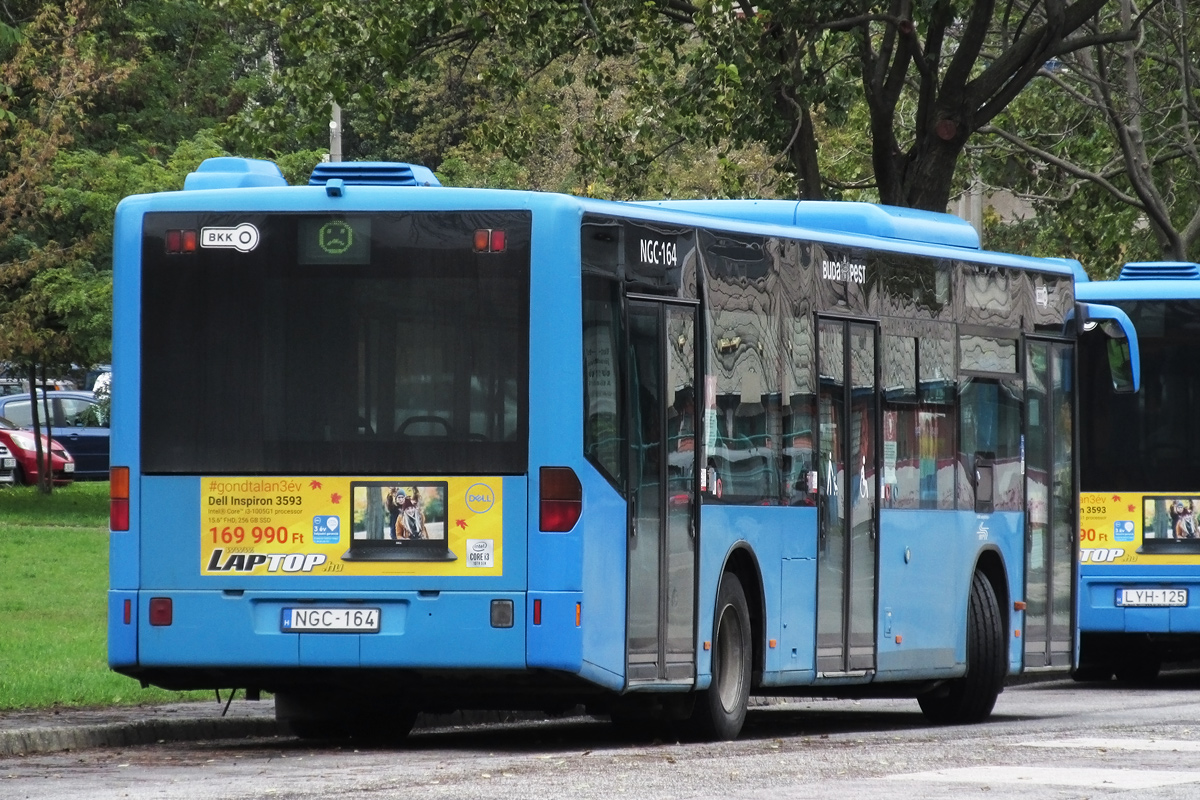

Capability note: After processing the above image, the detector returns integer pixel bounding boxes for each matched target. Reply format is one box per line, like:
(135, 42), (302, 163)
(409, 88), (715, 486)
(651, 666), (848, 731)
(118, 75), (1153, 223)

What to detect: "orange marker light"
(110, 466), (130, 531)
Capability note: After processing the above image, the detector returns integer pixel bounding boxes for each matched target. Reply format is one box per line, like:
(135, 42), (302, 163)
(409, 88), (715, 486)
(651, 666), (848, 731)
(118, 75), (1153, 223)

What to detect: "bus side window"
(974, 451), (995, 514)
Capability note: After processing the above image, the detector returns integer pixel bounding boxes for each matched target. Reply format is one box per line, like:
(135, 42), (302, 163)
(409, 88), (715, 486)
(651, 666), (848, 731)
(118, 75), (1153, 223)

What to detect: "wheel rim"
(714, 603), (745, 712)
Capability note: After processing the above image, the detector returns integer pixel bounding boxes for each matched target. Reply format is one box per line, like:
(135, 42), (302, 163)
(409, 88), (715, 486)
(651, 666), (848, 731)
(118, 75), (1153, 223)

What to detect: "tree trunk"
(24, 363), (50, 494)
(791, 105), (825, 201)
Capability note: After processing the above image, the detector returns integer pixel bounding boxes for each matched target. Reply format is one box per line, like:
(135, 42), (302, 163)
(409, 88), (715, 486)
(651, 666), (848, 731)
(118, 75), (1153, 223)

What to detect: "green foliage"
(0, 482), (205, 709)
(980, 1), (1200, 269)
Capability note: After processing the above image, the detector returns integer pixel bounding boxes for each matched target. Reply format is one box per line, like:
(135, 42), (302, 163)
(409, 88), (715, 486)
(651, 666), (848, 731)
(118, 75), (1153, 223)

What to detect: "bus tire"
(918, 570), (1005, 724)
(690, 573), (751, 741)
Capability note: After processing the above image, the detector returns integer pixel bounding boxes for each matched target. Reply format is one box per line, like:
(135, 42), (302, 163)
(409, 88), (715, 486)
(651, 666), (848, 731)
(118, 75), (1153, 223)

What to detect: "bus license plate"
(1116, 589), (1188, 607)
(281, 608), (380, 633)
(2, 458), (14, 468)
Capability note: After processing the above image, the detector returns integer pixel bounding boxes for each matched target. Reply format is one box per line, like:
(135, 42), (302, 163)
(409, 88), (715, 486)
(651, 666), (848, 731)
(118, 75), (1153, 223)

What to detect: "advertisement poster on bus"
(1080, 492), (1200, 566)
(200, 476), (503, 576)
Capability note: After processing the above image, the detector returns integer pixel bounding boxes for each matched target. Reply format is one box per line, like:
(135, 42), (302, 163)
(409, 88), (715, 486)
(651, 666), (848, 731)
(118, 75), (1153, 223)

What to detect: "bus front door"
(1024, 339), (1075, 668)
(626, 299), (699, 685)
(816, 318), (880, 675)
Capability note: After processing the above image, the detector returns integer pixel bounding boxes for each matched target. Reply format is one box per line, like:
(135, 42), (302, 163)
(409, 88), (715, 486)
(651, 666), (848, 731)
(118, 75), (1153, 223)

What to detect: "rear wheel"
(689, 574), (751, 741)
(918, 571), (1005, 724)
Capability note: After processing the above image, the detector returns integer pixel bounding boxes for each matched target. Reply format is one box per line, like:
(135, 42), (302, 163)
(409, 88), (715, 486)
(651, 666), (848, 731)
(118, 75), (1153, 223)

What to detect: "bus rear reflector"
(110, 466), (129, 531)
(539, 467), (581, 532)
(149, 597), (172, 626)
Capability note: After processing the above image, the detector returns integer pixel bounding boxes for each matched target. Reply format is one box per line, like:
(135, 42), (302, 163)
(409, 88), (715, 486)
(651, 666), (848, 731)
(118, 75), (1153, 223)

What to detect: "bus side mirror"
(1074, 302), (1139, 393)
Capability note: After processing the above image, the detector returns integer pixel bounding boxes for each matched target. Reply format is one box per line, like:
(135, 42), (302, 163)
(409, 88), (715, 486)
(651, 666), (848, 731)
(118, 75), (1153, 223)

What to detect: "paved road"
(6, 675), (1200, 799)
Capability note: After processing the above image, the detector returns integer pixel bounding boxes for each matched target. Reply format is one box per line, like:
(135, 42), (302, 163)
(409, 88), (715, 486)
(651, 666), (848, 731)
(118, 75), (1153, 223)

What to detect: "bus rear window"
(140, 211), (531, 475)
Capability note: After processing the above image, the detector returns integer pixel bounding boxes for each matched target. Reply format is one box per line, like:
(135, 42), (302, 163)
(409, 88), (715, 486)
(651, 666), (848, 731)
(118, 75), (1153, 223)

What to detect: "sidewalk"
(0, 697), (281, 757)
(0, 699), (571, 757)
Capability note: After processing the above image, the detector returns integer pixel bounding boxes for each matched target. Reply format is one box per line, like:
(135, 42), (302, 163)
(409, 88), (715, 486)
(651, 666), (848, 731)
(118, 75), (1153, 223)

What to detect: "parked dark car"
(0, 416), (74, 485)
(0, 390), (107, 480)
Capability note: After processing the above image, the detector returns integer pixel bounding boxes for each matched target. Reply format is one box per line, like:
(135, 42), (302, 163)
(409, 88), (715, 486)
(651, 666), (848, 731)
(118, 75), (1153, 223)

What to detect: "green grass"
(0, 482), (205, 709)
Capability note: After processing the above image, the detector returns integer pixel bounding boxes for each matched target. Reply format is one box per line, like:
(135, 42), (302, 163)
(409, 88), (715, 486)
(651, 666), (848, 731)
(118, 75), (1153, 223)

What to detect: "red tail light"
(149, 597), (173, 626)
(110, 466), (129, 531)
(539, 467), (581, 532)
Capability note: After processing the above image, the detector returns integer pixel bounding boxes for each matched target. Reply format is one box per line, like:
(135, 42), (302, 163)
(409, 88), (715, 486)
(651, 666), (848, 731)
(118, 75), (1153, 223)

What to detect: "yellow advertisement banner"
(201, 476), (504, 576)
(1080, 491), (1200, 566)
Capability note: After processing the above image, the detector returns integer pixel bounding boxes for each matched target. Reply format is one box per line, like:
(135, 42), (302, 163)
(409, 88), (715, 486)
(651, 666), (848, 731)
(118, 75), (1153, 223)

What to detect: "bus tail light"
(473, 228), (507, 253)
(110, 466), (129, 531)
(539, 467), (581, 532)
(149, 597), (173, 626)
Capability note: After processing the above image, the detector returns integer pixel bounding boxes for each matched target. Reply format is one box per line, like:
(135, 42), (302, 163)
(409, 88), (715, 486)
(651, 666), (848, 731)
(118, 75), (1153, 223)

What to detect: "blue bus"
(108, 157), (1137, 740)
(1076, 261), (1200, 682)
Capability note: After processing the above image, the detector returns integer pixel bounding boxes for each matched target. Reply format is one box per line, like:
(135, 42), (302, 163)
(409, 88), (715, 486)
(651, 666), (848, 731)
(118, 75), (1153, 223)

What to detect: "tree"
(0, 1), (132, 491)
(222, 0), (1133, 210)
(982, 0), (1200, 270)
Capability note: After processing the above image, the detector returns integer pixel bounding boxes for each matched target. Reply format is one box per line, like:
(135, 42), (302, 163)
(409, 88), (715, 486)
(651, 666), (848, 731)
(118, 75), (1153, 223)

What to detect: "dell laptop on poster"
(343, 480), (457, 562)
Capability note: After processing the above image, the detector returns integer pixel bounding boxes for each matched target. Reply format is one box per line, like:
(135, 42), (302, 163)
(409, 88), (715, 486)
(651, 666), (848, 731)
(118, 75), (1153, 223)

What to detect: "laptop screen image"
(343, 481), (457, 562)
(1139, 494), (1200, 554)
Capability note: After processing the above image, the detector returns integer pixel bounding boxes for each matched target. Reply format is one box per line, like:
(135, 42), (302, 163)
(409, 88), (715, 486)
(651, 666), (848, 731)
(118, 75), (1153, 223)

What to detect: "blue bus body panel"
(137, 590), (527, 668)
(1079, 567), (1200, 634)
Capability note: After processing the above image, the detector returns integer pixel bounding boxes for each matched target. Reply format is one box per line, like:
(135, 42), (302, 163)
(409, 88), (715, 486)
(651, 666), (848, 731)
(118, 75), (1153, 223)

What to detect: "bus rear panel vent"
(1118, 261), (1200, 281)
(309, 161), (441, 188)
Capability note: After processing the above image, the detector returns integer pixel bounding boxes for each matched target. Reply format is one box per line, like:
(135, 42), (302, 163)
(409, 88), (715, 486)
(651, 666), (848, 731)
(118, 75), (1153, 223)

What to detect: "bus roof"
(1076, 262), (1200, 301)
(121, 157), (1077, 277)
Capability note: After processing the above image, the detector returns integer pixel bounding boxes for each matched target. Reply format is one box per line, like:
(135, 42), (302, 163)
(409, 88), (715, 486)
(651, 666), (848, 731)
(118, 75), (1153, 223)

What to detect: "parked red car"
(0, 415), (74, 486)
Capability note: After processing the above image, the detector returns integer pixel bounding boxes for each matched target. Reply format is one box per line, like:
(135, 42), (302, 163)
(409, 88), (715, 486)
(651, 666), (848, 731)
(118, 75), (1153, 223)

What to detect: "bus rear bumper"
(130, 590), (529, 670)
(1079, 576), (1200, 633)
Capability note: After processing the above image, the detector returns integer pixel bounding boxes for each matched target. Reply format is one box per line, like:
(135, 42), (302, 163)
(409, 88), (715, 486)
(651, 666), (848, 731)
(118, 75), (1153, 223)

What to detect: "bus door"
(626, 298), (699, 685)
(816, 318), (880, 675)
(1023, 339), (1075, 668)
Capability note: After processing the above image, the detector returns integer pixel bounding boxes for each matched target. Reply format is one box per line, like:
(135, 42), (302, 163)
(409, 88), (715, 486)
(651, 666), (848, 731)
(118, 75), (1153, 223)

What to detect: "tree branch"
(979, 123), (1144, 208)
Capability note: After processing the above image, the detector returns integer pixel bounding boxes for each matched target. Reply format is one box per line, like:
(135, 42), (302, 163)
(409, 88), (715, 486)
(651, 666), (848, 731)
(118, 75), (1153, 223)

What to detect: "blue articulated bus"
(1075, 261), (1200, 682)
(107, 157), (1138, 740)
